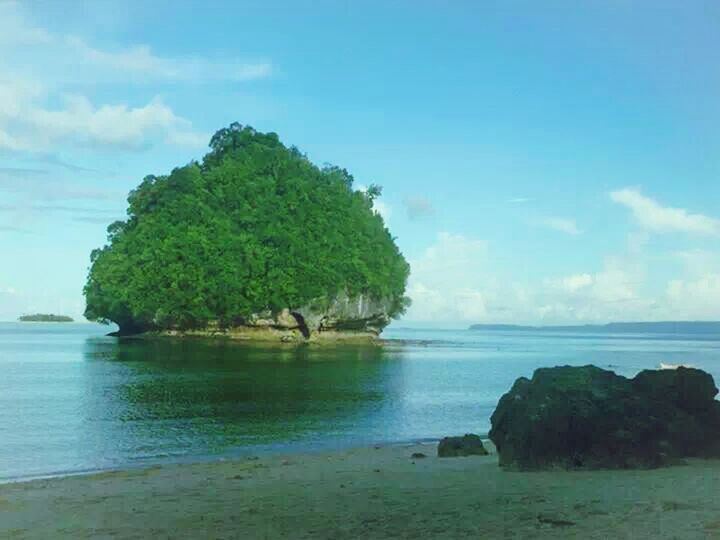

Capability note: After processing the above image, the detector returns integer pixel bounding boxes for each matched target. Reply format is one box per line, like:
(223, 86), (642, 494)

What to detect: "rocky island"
(83, 123), (410, 341)
(18, 314), (74, 322)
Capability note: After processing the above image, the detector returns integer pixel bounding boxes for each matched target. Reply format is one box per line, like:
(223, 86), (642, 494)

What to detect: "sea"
(2, 322), (720, 482)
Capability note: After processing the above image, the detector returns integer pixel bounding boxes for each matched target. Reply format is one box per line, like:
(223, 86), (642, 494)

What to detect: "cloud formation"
(66, 37), (272, 82)
(405, 232), (494, 322)
(666, 273), (720, 320)
(0, 82), (208, 151)
(545, 273), (594, 293)
(537, 253), (647, 322)
(0, 3), (271, 84)
(610, 188), (720, 236)
(0, 2), (268, 154)
(401, 227), (720, 325)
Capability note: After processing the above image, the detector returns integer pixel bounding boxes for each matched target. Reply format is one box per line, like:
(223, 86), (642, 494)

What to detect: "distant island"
(83, 123), (410, 341)
(18, 314), (74, 323)
(469, 321), (720, 334)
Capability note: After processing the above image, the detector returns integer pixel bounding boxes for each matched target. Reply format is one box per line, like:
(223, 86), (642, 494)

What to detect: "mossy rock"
(489, 365), (720, 471)
(437, 434), (488, 458)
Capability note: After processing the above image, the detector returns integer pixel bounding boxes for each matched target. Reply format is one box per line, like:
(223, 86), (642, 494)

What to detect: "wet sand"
(3, 443), (720, 539)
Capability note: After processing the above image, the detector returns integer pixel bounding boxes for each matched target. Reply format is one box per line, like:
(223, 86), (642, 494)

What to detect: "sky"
(1, 0), (719, 327)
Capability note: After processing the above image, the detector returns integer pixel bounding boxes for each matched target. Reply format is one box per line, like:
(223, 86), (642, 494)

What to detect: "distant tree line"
(19, 314), (74, 322)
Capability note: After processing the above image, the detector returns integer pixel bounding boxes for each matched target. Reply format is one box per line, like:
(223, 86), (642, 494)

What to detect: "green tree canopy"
(84, 123), (410, 334)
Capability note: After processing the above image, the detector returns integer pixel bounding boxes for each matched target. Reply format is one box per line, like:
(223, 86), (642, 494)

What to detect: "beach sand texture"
(2, 443), (720, 539)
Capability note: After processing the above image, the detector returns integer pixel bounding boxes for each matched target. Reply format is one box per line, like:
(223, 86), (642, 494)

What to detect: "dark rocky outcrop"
(437, 434), (489, 458)
(489, 365), (720, 470)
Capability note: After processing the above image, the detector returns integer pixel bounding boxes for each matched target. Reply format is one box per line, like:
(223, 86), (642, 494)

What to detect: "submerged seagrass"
(84, 123), (410, 339)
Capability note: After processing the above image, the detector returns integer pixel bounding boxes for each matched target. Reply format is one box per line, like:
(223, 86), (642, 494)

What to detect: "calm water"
(2, 322), (720, 481)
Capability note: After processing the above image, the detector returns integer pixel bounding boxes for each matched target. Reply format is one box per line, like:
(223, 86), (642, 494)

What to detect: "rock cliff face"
(155, 292), (392, 342)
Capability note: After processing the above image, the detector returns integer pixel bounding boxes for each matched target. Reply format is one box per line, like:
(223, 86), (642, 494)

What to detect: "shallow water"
(2, 322), (719, 480)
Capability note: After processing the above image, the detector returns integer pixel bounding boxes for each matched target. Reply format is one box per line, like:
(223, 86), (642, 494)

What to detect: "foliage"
(84, 123), (410, 332)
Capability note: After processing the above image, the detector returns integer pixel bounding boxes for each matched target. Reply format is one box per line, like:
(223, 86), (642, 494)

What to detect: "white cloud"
(0, 2), (52, 46)
(405, 232), (494, 322)
(0, 129), (25, 152)
(0, 3), (272, 84)
(673, 250), (720, 278)
(610, 188), (720, 236)
(0, 2), (268, 153)
(508, 197), (531, 204)
(66, 36), (272, 82)
(535, 253), (647, 323)
(408, 283), (489, 322)
(396, 225), (720, 326)
(666, 274), (720, 320)
(545, 273), (594, 293)
(0, 79), (44, 117)
(413, 232), (487, 279)
(373, 200), (392, 222)
(399, 205), (718, 325)
(540, 217), (582, 235)
(166, 130), (211, 149)
(402, 231), (661, 325)
(589, 257), (639, 304)
(662, 249), (720, 320)
(405, 231), (633, 324)
(0, 83), (206, 151)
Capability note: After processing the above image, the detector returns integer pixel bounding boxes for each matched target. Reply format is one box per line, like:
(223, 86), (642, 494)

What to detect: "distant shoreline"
(469, 321), (720, 334)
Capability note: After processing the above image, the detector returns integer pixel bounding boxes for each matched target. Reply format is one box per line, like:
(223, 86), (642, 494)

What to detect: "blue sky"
(1, 0), (719, 326)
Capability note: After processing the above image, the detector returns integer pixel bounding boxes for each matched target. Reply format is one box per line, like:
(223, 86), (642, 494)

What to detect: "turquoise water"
(2, 322), (720, 481)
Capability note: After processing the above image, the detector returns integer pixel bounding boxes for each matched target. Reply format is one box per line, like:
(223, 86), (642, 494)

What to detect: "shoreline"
(112, 328), (386, 344)
(107, 330), (443, 349)
(0, 436), (448, 486)
(4, 442), (720, 538)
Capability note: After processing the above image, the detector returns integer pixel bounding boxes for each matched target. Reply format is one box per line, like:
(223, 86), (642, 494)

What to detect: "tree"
(84, 123), (410, 334)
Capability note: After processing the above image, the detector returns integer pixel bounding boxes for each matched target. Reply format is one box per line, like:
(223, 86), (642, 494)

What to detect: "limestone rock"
(295, 291), (391, 335)
(240, 291), (392, 340)
(152, 291), (394, 342)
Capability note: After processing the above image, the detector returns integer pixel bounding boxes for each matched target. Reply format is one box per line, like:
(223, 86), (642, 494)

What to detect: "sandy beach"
(3, 442), (720, 539)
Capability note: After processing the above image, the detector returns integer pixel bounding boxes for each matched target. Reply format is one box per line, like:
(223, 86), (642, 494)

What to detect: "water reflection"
(10, 324), (717, 479)
(80, 337), (404, 469)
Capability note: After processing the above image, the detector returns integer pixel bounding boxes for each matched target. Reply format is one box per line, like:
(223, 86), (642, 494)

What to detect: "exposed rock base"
(120, 292), (393, 342)
(157, 326), (380, 343)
